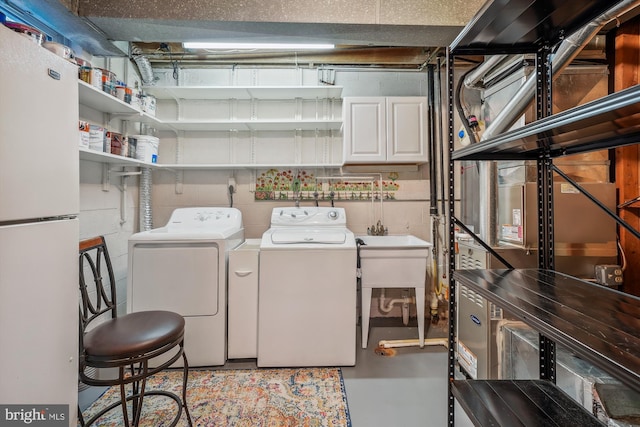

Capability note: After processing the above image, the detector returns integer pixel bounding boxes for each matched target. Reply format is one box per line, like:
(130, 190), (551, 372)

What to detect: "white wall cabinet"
(343, 96), (428, 164)
(343, 97), (386, 162)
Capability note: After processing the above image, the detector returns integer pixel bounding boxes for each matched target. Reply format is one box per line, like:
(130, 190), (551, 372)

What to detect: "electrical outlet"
(228, 177), (236, 192)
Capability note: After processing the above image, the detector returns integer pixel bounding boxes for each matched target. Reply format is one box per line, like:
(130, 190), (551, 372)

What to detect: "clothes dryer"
(127, 207), (244, 366)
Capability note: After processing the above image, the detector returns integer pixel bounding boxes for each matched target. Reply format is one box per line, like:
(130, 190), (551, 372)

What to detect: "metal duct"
(139, 167), (153, 231)
(130, 45), (155, 86)
(465, 0), (640, 244)
(463, 54), (510, 88)
(481, 0), (640, 141)
(463, 35), (604, 91)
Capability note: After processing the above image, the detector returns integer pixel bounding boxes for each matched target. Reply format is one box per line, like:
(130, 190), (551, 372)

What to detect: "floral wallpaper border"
(254, 169), (401, 201)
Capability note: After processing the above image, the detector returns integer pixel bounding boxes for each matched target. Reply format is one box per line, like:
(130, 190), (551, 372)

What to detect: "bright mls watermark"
(0, 405), (67, 426)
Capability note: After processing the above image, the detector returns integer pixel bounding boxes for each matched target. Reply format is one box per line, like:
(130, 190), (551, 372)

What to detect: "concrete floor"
(342, 317), (450, 427)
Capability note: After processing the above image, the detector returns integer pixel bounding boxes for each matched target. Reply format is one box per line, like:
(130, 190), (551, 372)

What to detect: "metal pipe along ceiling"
(480, 0), (640, 141)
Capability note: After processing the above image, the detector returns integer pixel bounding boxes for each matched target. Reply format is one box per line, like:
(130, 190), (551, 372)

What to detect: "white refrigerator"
(0, 24), (79, 425)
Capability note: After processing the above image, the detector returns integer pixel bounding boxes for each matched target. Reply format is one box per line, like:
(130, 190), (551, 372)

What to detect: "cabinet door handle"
(234, 270), (253, 277)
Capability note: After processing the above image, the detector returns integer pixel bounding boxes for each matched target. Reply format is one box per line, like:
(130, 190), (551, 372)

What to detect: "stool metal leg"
(182, 351), (193, 426)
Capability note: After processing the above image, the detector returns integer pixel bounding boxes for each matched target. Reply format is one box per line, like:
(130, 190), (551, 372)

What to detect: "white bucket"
(132, 135), (159, 163)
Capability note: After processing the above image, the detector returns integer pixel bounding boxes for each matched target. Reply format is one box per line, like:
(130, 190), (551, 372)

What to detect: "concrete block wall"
(78, 54), (143, 315)
(151, 167), (434, 318)
(79, 160), (138, 316)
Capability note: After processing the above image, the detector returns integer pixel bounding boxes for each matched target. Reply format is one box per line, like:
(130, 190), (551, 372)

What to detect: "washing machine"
(127, 207), (244, 367)
(258, 206), (357, 367)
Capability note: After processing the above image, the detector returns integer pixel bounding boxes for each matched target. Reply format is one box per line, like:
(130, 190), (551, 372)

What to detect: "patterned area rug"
(81, 368), (351, 426)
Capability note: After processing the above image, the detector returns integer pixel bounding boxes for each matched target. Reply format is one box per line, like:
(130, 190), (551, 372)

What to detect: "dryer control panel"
(166, 207), (243, 232)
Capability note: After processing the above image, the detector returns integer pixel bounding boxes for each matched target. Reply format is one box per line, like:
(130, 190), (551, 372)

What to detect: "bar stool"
(78, 236), (192, 427)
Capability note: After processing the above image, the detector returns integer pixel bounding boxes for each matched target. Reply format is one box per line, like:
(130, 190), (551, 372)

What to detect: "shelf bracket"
(174, 131), (184, 194)
(294, 129), (302, 164)
(618, 195), (640, 209)
(101, 165), (142, 224)
(102, 164), (142, 191)
(250, 130), (257, 164)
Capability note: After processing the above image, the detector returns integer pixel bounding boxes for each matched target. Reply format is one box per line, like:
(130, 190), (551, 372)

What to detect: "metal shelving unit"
(143, 84), (343, 132)
(451, 83), (640, 161)
(159, 119), (342, 132)
(79, 147), (160, 168)
(143, 85), (343, 100)
(446, 0), (640, 425)
(141, 84), (343, 168)
(78, 81), (343, 169)
(78, 80), (165, 129)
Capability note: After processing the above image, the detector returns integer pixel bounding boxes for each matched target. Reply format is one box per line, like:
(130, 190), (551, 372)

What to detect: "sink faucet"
(292, 178), (301, 208)
(367, 220), (388, 236)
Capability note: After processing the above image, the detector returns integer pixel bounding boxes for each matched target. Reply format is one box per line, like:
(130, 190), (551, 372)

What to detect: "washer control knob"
(328, 210), (339, 220)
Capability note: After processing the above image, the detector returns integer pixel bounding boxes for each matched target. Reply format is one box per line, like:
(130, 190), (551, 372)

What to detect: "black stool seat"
(84, 310), (185, 359)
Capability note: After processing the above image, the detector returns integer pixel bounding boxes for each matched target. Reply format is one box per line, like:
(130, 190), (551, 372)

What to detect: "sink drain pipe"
(378, 289), (413, 326)
(356, 237), (414, 326)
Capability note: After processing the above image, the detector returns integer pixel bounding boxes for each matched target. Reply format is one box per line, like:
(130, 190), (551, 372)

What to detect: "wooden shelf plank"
(163, 119), (342, 132)
(157, 163), (343, 170)
(452, 380), (604, 426)
(143, 85), (343, 100)
(78, 80), (167, 129)
(451, 84), (640, 161)
(80, 149), (343, 169)
(452, 268), (640, 393)
(78, 80), (137, 114)
(450, 0), (623, 55)
(79, 148), (160, 168)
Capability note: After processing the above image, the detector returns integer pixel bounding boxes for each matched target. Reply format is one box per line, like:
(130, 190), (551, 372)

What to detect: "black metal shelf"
(450, 0), (620, 55)
(452, 380), (603, 426)
(451, 83), (640, 161)
(452, 269), (640, 394)
(447, 1), (636, 425)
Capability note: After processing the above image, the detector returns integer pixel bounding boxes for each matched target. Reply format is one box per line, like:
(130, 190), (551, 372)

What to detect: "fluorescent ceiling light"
(183, 42), (335, 50)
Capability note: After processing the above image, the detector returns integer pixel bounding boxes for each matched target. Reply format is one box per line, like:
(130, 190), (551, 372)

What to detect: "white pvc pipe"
(378, 338), (448, 349)
(430, 290), (439, 312)
(378, 289), (414, 313)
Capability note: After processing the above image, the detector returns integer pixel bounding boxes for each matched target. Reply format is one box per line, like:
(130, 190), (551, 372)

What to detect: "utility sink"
(357, 235), (432, 282)
(357, 234), (432, 250)
(357, 235), (432, 349)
